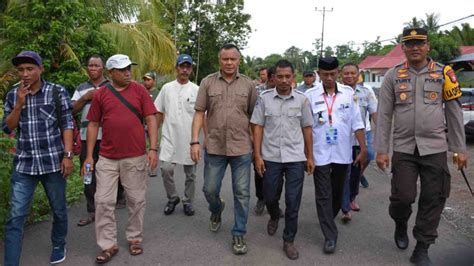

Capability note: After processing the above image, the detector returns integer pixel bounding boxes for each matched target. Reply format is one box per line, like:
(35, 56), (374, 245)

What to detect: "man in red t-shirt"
(82, 54), (158, 263)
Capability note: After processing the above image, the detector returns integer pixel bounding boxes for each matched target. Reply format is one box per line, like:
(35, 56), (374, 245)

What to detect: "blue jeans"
(4, 170), (68, 266)
(342, 147), (362, 213)
(263, 161), (305, 242)
(366, 130), (374, 161)
(203, 151), (251, 236)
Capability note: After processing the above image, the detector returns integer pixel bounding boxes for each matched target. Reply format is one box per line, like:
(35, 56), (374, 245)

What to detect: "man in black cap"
(296, 70), (316, 93)
(142, 71), (159, 101)
(304, 56), (367, 254)
(375, 28), (467, 266)
(2, 51), (74, 265)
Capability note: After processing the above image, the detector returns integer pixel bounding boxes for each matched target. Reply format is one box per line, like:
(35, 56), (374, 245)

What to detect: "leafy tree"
(173, 0), (251, 82)
(449, 23), (474, 45)
(0, 0), (115, 97)
(428, 32), (460, 63)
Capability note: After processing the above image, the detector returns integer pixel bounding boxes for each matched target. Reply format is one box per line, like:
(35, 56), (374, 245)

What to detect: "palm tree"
(449, 23), (474, 45)
(0, 0), (177, 91)
(422, 13), (440, 32)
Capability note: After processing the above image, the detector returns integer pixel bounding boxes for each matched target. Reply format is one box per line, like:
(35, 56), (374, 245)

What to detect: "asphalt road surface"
(1, 158), (473, 265)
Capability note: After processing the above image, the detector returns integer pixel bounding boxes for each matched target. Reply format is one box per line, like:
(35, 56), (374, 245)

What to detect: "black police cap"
(401, 28), (428, 42)
(318, 57), (339, 70)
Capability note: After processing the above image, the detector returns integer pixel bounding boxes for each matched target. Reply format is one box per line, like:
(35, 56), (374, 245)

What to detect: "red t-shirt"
(87, 81), (157, 159)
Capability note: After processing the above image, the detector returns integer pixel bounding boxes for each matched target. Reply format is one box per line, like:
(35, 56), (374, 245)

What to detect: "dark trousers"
(254, 169), (264, 201)
(80, 141), (125, 213)
(313, 163), (349, 241)
(389, 150), (450, 244)
(263, 161), (305, 242)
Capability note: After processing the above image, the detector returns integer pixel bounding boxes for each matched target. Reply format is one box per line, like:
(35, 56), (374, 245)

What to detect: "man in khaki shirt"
(191, 43), (257, 255)
(375, 28), (467, 266)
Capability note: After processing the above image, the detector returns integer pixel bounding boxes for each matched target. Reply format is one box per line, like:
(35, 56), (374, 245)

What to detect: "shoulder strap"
(105, 83), (143, 124)
(52, 85), (63, 134)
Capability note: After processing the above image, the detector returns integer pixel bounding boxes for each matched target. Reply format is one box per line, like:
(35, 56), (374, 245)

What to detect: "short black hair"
(274, 59), (294, 73)
(258, 67), (267, 73)
(267, 66), (276, 78)
(341, 62), (359, 71)
(219, 43), (240, 55)
(86, 54), (106, 67)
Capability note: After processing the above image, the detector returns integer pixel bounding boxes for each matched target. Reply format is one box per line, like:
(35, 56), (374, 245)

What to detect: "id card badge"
(325, 127), (338, 145)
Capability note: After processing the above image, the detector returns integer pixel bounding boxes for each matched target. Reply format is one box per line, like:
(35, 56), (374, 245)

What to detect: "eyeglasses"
(404, 40), (427, 48)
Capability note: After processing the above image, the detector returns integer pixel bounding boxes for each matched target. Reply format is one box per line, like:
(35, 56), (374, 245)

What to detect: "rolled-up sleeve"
(194, 79), (208, 112)
(2, 90), (15, 134)
(59, 86), (74, 130)
(367, 87), (378, 114)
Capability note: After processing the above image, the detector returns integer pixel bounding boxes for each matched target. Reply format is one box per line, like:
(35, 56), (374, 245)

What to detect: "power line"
(315, 7), (333, 56)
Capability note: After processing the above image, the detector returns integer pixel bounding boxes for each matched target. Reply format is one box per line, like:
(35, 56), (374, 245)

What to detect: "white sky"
(241, 0), (474, 58)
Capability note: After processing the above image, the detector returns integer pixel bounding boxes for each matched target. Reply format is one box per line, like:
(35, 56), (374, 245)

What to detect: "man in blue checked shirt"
(2, 51), (74, 266)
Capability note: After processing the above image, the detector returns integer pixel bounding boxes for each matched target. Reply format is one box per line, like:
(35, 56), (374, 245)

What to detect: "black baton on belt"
(460, 169), (474, 196)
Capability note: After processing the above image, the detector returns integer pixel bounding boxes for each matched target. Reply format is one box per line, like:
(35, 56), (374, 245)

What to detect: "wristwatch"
(64, 151), (74, 159)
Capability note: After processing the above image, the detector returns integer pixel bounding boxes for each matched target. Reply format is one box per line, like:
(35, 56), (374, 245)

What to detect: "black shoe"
(323, 239), (336, 254)
(183, 203), (195, 216)
(254, 200), (265, 216)
(267, 218), (279, 236)
(394, 221), (409, 250)
(409, 242), (432, 266)
(164, 198), (180, 215)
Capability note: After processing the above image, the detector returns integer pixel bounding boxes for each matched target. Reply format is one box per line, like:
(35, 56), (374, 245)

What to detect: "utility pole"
(315, 7), (333, 57)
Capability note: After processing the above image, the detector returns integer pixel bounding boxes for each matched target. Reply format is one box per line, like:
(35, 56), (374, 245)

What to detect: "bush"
(0, 132), (84, 239)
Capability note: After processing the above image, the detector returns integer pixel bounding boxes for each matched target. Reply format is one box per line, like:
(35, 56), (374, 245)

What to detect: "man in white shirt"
(305, 57), (367, 254)
(154, 54), (199, 216)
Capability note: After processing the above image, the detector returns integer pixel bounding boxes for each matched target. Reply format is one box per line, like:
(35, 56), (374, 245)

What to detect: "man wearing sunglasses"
(375, 28), (467, 266)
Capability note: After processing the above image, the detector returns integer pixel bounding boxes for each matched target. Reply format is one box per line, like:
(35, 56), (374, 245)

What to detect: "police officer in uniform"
(375, 28), (467, 266)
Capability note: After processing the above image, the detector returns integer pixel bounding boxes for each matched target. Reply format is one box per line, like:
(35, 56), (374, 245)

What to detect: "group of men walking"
(2, 27), (468, 266)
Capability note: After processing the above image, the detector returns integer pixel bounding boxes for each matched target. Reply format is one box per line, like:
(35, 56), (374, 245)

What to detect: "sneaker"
(360, 175), (369, 188)
(164, 198), (181, 215)
(50, 246), (66, 264)
(341, 212), (352, 223)
(210, 199), (225, 232)
(254, 199), (265, 216)
(350, 201), (360, 211)
(183, 203), (195, 216)
(232, 235), (248, 255)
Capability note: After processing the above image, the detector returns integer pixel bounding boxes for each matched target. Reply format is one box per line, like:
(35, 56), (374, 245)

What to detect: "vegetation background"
(0, 0), (473, 239)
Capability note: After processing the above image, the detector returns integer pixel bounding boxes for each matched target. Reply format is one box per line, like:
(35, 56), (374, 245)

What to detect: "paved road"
(1, 162), (473, 265)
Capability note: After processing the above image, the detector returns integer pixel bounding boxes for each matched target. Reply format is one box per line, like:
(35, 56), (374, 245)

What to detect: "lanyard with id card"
(323, 94), (338, 145)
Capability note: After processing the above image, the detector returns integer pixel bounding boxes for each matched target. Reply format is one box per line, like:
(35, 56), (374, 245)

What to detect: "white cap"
(105, 54), (137, 70)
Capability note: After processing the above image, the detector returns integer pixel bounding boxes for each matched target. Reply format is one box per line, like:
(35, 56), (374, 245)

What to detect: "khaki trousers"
(95, 155), (148, 250)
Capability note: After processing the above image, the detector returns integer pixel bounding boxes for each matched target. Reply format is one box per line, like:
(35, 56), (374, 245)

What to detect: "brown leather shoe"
(283, 241), (299, 260)
(267, 218), (279, 236)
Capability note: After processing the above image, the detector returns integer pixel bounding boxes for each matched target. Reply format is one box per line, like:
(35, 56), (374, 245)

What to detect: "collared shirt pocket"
(235, 90), (249, 110)
(264, 106), (280, 130)
(394, 84), (413, 105)
(423, 86), (442, 105)
(208, 89), (223, 110)
(287, 107), (302, 127)
(312, 105), (326, 127)
(185, 92), (197, 113)
(38, 104), (58, 130)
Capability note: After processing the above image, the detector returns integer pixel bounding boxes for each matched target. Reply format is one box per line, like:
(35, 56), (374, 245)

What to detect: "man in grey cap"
(154, 54), (199, 216)
(2, 51), (74, 265)
(296, 70), (316, 93)
(305, 56), (366, 254)
(83, 54), (158, 263)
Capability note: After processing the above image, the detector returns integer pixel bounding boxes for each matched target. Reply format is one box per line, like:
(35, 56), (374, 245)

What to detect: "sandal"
(77, 214), (95, 226)
(96, 246), (118, 264)
(128, 240), (143, 256)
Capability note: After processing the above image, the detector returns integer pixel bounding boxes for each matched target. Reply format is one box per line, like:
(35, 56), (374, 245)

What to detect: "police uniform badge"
(429, 72), (441, 79)
(430, 92), (438, 100)
(442, 65), (462, 101)
(399, 84), (408, 90)
(353, 94), (359, 102)
(397, 73), (408, 78)
(400, 92), (407, 101)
